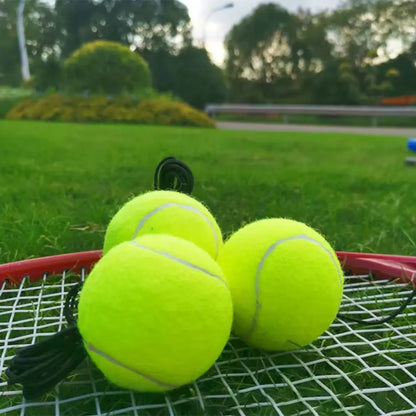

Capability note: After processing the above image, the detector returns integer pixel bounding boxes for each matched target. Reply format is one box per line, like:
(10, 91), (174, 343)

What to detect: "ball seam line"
(131, 203), (220, 258)
(130, 241), (228, 286)
(84, 341), (179, 389)
(246, 234), (343, 340)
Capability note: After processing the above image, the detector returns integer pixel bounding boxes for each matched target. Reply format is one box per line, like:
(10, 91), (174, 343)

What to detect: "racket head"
(1, 252), (416, 415)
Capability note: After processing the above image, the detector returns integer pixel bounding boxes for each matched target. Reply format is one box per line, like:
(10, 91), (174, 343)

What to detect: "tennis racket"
(1, 251), (415, 416)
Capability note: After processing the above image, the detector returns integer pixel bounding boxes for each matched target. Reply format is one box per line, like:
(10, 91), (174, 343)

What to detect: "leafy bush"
(134, 98), (217, 127)
(64, 41), (152, 95)
(6, 95), (215, 128)
(0, 98), (24, 118)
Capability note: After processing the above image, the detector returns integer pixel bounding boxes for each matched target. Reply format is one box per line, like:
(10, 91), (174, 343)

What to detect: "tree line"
(226, 0), (416, 104)
(1, 0), (416, 107)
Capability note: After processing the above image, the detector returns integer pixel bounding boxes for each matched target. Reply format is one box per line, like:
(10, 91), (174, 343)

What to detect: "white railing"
(205, 104), (416, 126)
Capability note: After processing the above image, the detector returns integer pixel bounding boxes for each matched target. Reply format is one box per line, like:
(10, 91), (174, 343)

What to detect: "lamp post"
(17, 0), (30, 81)
(202, 2), (234, 48)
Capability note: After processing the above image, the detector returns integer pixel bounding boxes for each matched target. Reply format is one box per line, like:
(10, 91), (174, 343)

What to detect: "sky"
(179, 0), (341, 65)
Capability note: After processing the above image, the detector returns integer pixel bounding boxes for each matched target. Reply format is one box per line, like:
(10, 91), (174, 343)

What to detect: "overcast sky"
(180, 0), (340, 65)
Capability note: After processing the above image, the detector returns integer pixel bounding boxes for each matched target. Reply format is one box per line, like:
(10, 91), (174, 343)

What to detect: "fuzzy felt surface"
(103, 190), (222, 259)
(78, 234), (232, 392)
(218, 218), (344, 351)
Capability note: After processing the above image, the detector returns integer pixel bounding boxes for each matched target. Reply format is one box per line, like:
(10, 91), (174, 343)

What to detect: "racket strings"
(5, 272), (416, 401)
(338, 282), (416, 325)
(6, 282), (86, 400)
(1, 272), (415, 415)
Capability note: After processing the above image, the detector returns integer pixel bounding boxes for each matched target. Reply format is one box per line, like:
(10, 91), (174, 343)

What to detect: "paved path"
(217, 121), (416, 137)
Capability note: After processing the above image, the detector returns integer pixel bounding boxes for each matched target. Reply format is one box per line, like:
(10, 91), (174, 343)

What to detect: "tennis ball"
(218, 218), (344, 351)
(78, 234), (232, 392)
(103, 190), (222, 259)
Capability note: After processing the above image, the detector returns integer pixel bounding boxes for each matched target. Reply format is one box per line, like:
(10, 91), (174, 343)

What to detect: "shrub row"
(0, 98), (26, 118)
(6, 95), (215, 128)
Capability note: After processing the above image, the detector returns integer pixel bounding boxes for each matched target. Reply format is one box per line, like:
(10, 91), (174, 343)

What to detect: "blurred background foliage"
(63, 41), (152, 95)
(1, 0), (416, 108)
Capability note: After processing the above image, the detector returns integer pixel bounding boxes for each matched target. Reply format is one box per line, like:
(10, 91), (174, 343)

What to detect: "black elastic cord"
(154, 157), (194, 194)
(338, 284), (416, 325)
(6, 282), (86, 400)
(6, 326), (87, 400)
(64, 281), (83, 326)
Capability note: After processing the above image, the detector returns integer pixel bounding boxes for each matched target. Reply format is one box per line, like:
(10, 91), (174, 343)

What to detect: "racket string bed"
(1, 269), (416, 415)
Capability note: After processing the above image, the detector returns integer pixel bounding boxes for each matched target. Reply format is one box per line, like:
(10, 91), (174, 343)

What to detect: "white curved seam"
(246, 234), (343, 340)
(131, 241), (227, 286)
(85, 341), (178, 389)
(132, 203), (219, 258)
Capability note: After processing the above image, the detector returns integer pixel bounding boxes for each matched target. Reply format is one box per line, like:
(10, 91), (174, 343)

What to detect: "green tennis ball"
(218, 218), (344, 351)
(103, 190), (222, 259)
(78, 234), (232, 392)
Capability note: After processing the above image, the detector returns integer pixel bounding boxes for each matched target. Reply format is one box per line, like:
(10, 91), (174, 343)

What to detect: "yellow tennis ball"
(103, 190), (222, 259)
(78, 234), (232, 392)
(218, 218), (344, 351)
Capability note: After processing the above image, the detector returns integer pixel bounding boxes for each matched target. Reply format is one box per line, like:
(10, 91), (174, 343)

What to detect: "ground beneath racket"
(1, 271), (415, 416)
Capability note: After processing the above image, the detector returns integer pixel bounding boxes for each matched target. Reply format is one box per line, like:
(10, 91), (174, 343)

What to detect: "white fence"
(205, 104), (416, 126)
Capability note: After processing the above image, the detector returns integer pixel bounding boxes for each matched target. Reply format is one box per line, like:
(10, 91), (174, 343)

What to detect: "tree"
(24, 1), (59, 67)
(172, 47), (227, 108)
(0, 0), (59, 85)
(55, 0), (191, 58)
(375, 52), (416, 96)
(141, 48), (177, 92)
(0, 0), (21, 85)
(311, 60), (363, 104)
(293, 10), (332, 77)
(142, 47), (227, 108)
(0, 0), (191, 87)
(224, 0), (416, 104)
(319, 0), (416, 101)
(226, 4), (297, 84)
(53, 0), (98, 58)
(225, 4), (332, 102)
(326, 0), (416, 68)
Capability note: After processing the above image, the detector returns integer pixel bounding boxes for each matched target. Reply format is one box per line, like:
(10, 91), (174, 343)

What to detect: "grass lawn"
(0, 120), (416, 415)
(0, 120), (415, 264)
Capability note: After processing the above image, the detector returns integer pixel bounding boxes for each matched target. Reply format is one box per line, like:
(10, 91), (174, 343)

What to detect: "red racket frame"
(0, 251), (415, 286)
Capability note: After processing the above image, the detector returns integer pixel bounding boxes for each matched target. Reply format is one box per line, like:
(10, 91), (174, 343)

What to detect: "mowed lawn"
(0, 120), (415, 264)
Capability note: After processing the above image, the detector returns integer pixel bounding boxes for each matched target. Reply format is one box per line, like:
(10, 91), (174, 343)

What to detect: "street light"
(17, 0), (30, 81)
(202, 2), (234, 48)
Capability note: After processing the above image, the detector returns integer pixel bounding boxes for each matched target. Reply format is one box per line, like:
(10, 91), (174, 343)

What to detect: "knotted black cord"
(6, 282), (86, 400)
(154, 157), (194, 194)
(64, 281), (84, 327)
